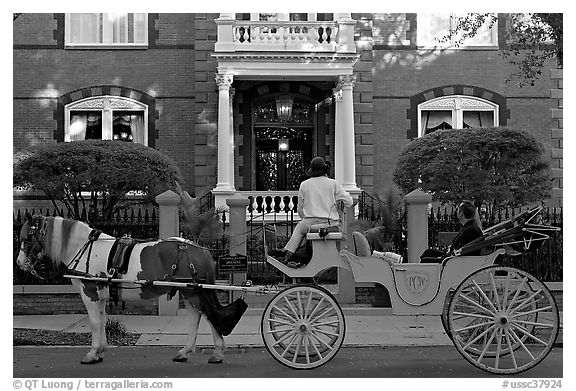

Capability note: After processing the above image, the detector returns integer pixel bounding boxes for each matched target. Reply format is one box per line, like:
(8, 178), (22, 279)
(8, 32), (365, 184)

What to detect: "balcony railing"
(215, 18), (356, 54)
(240, 191), (300, 223)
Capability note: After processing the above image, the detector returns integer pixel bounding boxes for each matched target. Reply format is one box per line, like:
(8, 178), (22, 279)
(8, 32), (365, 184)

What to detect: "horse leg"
(72, 279), (106, 364)
(207, 319), (226, 364)
(172, 298), (201, 362)
(96, 294), (109, 360)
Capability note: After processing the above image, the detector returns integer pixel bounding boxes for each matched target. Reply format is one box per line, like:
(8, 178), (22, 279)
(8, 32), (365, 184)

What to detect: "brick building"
(12, 13), (562, 207)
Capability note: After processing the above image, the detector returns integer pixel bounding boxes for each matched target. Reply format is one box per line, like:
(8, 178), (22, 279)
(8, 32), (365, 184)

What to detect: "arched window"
(65, 96), (148, 145)
(418, 95), (499, 137)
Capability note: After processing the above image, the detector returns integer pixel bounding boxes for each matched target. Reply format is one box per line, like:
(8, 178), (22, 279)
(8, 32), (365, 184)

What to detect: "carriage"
(17, 205), (560, 374)
(258, 205), (561, 374)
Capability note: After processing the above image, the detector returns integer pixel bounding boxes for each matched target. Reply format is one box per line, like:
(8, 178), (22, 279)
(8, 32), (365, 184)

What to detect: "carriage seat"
(107, 237), (138, 275)
(306, 223), (344, 240)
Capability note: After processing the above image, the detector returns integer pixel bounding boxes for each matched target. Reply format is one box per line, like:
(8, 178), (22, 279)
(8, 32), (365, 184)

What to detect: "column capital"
(333, 89), (343, 101)
(215, 73), (234, 88)
(338, 74), (357, 89)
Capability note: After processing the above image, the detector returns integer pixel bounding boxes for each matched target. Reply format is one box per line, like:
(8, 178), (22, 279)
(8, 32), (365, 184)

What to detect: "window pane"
(421, 110), (452, 135)
(417, 14), (451, 47)
(259, 14), (278, 21)
(69, 13), (102, 44)
(110, 13), (128, 43)
(236, 13), (251, 21)
(316, 13), (334, 22)
(290, 13), (308, 21)
(70, 112), (102, 140)
(463, 111), (494, 128)
(113, 111), (144, 143)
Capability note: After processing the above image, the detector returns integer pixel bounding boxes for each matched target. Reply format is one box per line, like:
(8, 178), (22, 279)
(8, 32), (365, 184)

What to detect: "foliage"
(176, 183), (225, 242)
(442, 13), (562, 86)
(393, 128), (551, 213)
(13, 140), (184, 221)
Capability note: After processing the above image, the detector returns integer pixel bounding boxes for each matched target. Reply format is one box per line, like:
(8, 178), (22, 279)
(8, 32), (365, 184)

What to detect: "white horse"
(16, 213), (237, 365)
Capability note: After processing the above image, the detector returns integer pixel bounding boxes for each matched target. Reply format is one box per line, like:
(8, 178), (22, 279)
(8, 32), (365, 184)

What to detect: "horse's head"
(17, 213), (47, 273)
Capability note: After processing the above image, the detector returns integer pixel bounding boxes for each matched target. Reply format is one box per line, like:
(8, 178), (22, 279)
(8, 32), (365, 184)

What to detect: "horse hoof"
(81, 357), (103, 365)
(172, 356), (188, 363)
(208, 357), (223, 364)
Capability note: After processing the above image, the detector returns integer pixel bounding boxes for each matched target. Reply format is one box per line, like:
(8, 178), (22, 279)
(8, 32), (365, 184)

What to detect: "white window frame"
(65, 13), (148, 49)
(417, 13), (498, 49)
(418, 95), (499, 137)
(65, 96), (148, 145)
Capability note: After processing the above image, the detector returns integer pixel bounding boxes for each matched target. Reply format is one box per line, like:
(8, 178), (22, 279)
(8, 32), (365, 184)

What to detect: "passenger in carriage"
(370, 200), (483, 264)
(420, 200), (484, 262)
(269, 157), (353, 267)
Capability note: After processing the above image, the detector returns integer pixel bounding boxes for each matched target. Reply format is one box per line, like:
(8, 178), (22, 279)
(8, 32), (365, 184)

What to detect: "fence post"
(226, 195), (250, 301)
(404, 189), (432, 263)
(155, 190), (181, 316)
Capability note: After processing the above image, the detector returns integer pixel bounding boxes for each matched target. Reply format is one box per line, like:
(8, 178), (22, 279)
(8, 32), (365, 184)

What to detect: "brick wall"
(13, 13), (562, 205)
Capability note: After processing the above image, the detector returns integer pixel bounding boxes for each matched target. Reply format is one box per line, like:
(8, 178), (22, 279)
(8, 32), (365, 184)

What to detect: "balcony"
(215, 16), (356, 54)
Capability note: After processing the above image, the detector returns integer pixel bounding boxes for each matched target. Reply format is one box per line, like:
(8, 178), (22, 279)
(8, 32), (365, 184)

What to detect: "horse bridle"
(19, 218), (48, 279)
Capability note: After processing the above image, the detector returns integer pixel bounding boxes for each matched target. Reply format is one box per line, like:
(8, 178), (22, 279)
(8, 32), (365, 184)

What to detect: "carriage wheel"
(448, 266), (559, 375)
(261, 284), (345, 369)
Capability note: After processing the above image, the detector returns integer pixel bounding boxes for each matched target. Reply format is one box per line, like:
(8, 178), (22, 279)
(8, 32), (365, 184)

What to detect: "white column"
(229, 88), (236, 190)
(338, 74), (360, 192)
(213, 74), (236, 206)
(333, 89), (344, 184)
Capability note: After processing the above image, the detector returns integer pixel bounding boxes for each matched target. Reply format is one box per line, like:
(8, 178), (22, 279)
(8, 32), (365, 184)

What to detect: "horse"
(16, 213), (243, 365)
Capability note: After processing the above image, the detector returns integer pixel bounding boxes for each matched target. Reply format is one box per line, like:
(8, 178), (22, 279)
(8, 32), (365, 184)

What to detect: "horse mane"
(43, 216), (89, 265)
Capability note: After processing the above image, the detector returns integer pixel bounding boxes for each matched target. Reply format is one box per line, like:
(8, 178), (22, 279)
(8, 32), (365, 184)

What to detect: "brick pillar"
(550, 69), (563, 206)
(155, 190), (181, 316)
(404, 189), (432, 263)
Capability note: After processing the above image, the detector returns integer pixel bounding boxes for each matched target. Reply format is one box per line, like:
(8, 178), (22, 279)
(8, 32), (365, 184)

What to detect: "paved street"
(13, 346), (562, 378)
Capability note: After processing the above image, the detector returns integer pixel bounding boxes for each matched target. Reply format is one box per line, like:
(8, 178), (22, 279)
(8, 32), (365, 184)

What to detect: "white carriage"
(259, 206), (561, 374)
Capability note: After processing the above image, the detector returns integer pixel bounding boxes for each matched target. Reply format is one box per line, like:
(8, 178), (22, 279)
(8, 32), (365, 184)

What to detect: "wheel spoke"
(512, 319), (555, 329)
(454, 320), (495, 334)
(453, 311), (495, 321)
(304, 290), (314, 319)
(280, 333), (298, 358)
(312, 320), (341, 328)
(272, 304), (298, 323)
(509, 288), (543, 313)
(462, 324), (496, 350)
(511, 324), (550, 346)
(512, 305), (552, 318)
(309, 306), (336, 324)
(311, 327), (341, 338)
(489, 273), (503, 311)
(266, 327), (293, 334)
(457, 291), (496, 316)
(303, 334), (311, 365)
(504, 329), (518, 369)
(309, 331), (334, 351)
(471, 279), (498, 313)
(296, 291), (304, 319)
(506, 275), (529, 312)
(283, 296), (301, 320)
(476, 326), (498, 363)
(305, 296), (325, 321)
(507, 327), (536, 360)
(272, 329), (296, 347)
(494, 328), (502, 370)
(308, 334), (324, 359)
(292, 334), (303, 363)
(268, 318), (294, 327)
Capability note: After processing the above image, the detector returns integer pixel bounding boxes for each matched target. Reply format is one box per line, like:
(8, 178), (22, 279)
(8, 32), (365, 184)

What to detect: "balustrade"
(239, 191), (299, 222)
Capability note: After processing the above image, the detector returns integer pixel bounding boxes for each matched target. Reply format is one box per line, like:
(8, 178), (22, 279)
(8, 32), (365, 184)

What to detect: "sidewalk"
(13, 306), (564, 348)
(14, 307), (454, 347)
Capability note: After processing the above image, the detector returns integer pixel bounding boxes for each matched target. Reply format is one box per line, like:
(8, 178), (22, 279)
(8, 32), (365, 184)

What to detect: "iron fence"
(428, 205), (563, 282)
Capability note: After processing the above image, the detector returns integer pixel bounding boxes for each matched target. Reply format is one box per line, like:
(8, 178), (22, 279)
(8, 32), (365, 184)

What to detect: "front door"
(255, 126), (312, 190)
(253, 95), (315, 191)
